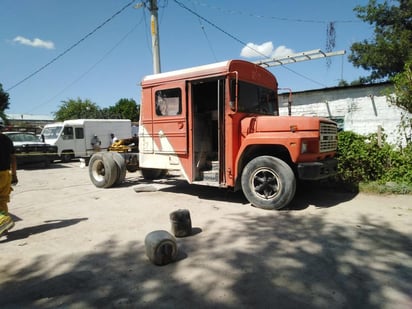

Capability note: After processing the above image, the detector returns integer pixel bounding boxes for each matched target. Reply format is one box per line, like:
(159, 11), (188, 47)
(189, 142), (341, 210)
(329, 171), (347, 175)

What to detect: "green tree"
(390, 60), (412, 114)
(386, 60), (412, 144)
(348, 0), (412, 82)
(0, 83), (10, 120)
(102, 98), (139, 122)
(54, 98), (101, 121)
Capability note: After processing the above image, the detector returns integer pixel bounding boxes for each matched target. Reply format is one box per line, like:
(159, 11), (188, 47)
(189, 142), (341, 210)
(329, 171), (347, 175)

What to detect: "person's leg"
(0, 171), (14, 236)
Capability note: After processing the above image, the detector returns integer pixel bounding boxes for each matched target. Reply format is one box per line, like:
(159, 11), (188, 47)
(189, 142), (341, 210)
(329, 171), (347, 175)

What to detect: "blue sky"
(1, 0), (374, 116)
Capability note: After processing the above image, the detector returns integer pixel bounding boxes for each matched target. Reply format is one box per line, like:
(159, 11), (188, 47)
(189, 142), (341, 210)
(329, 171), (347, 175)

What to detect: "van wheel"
(241, 156), (296, 210)
(106, 152), (126, 184)
(61, 151), (74, 163)
(89, 153), (119, 188)
(141, 168), (167, 180)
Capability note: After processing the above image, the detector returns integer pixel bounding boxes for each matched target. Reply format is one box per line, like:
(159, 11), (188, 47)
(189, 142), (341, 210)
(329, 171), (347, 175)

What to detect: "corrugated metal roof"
(6, 113), (55, 121)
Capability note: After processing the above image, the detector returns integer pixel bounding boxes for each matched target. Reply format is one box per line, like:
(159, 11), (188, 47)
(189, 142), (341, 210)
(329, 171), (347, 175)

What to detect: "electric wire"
(173, 0), (270, 59)
(190, 1), (218, 62)
(6, 0), (137, 92)
(29, 17), (144, 113)
(187, 0), (360, 24)
(173, 0), (328, 87)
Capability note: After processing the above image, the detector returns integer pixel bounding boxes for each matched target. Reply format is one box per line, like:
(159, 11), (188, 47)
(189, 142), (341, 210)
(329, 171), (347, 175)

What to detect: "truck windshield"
(42, 126), (63, 139)
(234, 80), (278, 115)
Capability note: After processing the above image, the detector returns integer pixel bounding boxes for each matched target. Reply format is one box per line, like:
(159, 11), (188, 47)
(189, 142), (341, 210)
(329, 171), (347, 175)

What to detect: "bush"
(336, 131), (412, 192)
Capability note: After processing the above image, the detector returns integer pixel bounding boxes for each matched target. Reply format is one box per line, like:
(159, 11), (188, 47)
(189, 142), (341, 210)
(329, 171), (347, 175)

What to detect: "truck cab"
(137, 60), (338, 209)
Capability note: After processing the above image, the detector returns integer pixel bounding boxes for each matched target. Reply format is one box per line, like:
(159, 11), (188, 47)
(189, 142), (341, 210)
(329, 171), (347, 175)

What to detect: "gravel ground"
(0, 161), (411, 309)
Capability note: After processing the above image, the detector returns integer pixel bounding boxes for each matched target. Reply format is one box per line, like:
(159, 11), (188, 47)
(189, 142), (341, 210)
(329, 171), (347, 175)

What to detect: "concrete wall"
(278, 83), (411, 146)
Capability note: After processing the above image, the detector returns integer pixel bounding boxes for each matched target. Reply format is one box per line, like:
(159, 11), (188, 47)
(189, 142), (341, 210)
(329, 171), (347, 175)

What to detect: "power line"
(173, 0), (270, 58)
(173, 0), (328, 87)
(29, 18), (144, 113)
(187, 0), (360, 24)
(190, 1), (218, 61)
(6, 0), (137, 92)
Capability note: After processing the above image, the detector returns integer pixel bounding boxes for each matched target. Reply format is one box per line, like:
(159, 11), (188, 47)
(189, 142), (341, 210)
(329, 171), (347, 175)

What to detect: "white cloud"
(13, 36), (55, 49)
(240, 41), (294, 59)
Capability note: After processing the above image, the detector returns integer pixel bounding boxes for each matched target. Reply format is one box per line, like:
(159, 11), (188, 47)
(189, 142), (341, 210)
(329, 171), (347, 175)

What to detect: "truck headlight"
(301, 141), (308, 154)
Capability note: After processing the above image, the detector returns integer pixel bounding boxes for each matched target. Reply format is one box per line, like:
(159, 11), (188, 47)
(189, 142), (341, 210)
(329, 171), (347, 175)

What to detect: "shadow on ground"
(122, 174), (358, 210)
(1, 212), (410, 308)
(0, 218), (88, 243)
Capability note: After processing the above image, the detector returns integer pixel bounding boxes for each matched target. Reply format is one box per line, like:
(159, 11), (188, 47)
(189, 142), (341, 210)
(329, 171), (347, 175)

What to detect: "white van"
(41, 119), (132, 162)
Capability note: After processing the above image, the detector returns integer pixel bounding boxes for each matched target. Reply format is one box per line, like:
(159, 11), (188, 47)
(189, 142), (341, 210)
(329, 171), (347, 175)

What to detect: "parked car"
(4, 131), (59, 167)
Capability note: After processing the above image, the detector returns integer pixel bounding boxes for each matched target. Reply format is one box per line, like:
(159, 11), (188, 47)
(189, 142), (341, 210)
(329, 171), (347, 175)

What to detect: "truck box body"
(41, 119), (132, 161)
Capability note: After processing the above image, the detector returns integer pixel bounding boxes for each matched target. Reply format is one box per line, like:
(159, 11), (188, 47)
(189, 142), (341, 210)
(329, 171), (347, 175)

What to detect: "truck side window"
(155, 88), (182, 116)
(75, 128), (84, 139)
(62, 127), (74, 140)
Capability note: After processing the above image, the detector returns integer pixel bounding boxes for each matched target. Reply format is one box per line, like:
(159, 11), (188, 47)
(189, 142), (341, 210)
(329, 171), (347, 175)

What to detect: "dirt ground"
(0, 161), (411, 309)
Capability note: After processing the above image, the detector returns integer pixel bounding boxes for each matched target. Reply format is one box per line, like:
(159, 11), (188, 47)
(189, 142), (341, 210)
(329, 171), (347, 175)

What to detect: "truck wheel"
(89, 153), (119, 188)
(61, 151), (74, 163)
(126, 154), (139, 172)
(241, 156), (296, 210)
(106, 152), (126, 184)
(145, 230), (178, 265)
(141, 168), (167, 180)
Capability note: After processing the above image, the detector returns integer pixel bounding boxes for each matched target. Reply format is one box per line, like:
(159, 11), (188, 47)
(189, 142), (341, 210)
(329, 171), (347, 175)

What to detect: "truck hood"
(43, 138), (59, 144)
(241, 115), (332, 134)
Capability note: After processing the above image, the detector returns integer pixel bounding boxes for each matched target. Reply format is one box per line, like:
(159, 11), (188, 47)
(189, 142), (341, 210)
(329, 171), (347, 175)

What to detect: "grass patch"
(359, 181), (412, 194)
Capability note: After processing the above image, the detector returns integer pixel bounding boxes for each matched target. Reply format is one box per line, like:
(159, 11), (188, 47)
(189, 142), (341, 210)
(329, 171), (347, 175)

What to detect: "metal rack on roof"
(254, 49), (346, 68)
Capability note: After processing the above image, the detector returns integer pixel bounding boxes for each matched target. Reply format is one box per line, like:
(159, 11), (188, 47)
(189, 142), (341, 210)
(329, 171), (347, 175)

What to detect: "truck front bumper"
(297, 158), (338, 180)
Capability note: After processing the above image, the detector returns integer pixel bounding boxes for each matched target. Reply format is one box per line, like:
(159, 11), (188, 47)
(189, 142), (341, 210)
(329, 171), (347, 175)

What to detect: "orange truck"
(89, 59), (338, 210)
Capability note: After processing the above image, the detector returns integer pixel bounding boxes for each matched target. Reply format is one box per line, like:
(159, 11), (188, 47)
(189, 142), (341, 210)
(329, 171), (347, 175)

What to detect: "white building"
(279, 82), (410, 146)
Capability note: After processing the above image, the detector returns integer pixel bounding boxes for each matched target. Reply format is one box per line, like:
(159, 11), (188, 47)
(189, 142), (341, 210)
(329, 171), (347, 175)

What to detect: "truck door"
(151, 83), (187, 155)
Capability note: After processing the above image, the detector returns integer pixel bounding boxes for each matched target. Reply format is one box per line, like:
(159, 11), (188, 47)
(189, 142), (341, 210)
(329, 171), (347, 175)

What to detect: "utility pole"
(149, 0), (161, 74)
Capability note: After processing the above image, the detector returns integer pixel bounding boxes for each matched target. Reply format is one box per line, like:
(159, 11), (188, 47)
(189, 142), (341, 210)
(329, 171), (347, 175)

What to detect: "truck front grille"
(320, 122), (338, 152)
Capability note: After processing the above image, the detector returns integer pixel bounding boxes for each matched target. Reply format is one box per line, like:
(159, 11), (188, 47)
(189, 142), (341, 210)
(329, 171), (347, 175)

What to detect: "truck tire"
(125, 154), (139, 172)
(241, 156), (296, 210)
(106, 152), (126, 184)
(89, 153), (119, 188)
(141, 168), (167, 180)
(61, 151), (74, 163)
(145, 230), (178, 266)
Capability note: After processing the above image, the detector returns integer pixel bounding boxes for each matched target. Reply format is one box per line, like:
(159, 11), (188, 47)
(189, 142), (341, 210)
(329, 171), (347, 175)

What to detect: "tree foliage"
(348, 0), (412, 82)
(53, 97), (140, 122)
(54, 98), (101, 121)
(101, 98), (139, 122)
(0, 83), (10, 120)
(390, 60), (412, 114)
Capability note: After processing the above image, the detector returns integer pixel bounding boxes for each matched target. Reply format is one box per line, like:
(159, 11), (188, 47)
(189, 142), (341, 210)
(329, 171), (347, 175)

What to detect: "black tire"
(126, 154), (139, 173)
(43, 158), (51, 168)
(145, 230), (178, 266)
(241, 156), (296, 210)
(61, 151), (74, 163)
(106, 152), (126, 185)
(141, 168), (166, 180)
(89, 153), (119, 188)
(126, 165), (139, 173)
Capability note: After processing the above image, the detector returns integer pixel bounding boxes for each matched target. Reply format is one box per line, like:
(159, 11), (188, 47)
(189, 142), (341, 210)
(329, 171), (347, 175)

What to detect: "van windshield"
(42, 126), (63, 139)
(234, 80), (278, 115)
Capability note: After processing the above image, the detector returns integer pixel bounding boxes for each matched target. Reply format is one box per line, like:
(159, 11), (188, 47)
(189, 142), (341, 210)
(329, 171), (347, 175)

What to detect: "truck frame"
(89, 60), (338, 210)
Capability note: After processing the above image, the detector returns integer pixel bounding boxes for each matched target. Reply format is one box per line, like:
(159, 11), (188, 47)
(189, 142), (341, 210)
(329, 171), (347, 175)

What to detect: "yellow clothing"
(0, 170), (12, 214)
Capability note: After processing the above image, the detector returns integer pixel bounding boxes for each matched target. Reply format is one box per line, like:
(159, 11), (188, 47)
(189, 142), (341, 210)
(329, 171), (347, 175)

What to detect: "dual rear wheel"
(89, 152), (126, 188)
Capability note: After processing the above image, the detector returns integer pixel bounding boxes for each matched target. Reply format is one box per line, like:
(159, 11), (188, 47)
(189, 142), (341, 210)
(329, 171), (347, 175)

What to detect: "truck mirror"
(229, 74), (238, 112)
